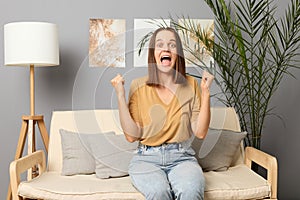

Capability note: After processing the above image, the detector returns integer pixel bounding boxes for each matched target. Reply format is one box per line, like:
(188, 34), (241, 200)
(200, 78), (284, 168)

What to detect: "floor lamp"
(4, 22), (59, 200)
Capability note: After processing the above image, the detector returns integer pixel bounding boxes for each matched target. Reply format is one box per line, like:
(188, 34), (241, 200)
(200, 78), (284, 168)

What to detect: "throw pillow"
(192, 128), (247, 172)
(59, 129), (115, 176)
(59, 129), (138, 178)
(86, 133), (138, 179)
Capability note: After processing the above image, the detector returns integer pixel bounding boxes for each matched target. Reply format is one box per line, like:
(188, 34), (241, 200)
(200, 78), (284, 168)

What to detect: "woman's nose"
(161, 43), (170, 51)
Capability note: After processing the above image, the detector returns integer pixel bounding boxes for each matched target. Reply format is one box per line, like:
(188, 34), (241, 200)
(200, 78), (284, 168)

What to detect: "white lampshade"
(4, 22), (59, 67)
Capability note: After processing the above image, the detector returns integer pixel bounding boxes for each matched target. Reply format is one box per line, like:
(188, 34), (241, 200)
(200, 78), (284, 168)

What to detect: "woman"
(111, 27), (214, 200)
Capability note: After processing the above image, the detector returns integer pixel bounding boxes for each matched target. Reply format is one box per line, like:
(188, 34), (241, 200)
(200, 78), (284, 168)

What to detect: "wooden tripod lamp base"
(17, 115), (49, 158)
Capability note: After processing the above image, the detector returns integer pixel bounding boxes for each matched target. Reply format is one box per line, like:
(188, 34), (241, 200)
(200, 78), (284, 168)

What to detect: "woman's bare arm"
(192, 70), (214, 139)
(111, 74), (141, 142)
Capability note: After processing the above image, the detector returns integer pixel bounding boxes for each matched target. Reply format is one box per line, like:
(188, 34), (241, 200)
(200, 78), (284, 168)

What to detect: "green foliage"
(202, 0), (300, 149)
(137, 0), (300, 149)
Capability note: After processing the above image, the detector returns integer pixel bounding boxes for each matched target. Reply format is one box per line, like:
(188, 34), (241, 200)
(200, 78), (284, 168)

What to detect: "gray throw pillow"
(192, 128), (247, 172)
(86, 133), (138, 179)
(59, 129), (138, 178)
(59, 129), (115, 176)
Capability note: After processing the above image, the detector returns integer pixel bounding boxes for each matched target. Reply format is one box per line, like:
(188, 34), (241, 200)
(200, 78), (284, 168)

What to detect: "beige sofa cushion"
(18, 172), (144, 200)
(48, 110), (123, 172)
(48, 108), (244, 173)
(204, 164), (270, 200)
(18, 164), (270, 200)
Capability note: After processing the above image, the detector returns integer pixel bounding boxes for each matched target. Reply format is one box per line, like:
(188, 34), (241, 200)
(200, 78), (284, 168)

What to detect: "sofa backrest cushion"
(48, 110), (122, 172)
(48, 107), (243, 172)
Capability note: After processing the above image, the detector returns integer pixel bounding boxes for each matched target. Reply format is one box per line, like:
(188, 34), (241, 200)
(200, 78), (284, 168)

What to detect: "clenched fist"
(201, 70), (214, 93)
(111, 74), (125, 98)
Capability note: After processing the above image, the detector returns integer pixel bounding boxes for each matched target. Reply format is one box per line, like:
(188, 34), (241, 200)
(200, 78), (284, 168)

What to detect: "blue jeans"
(129, 142), (205, 200)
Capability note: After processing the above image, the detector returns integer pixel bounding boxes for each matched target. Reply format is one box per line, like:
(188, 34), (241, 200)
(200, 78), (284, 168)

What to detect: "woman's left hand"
(201, 70), (214, 93)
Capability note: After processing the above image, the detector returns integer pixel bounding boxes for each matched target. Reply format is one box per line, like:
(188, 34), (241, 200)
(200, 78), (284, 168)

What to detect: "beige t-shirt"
(128, 75), (201, 146)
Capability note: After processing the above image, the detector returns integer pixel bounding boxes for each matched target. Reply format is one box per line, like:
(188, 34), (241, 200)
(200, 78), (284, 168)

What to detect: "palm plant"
(137, 0), (300, 149)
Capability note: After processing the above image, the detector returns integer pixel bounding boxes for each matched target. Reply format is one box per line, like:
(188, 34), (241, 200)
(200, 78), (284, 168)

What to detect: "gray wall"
(0, 0), (298, 199)
(257, 1), (300, 199)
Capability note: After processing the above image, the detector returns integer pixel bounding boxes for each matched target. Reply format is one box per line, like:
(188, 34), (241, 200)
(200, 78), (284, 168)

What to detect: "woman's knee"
(170, 163), (205, 200)
(174, 177), (205, 199)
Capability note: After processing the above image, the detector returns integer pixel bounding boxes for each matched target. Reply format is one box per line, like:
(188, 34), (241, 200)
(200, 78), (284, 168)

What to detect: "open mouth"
(160, 55), (171, 62)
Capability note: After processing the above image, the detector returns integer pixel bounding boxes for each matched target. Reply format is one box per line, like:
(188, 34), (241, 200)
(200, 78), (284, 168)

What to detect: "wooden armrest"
(10, 150), (46, 200)
(245, 146), (278, 199)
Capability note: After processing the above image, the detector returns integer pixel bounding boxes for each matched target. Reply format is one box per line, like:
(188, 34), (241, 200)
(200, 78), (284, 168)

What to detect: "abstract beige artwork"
(89, 19), (126, 67)
(178, 19), (214, 68)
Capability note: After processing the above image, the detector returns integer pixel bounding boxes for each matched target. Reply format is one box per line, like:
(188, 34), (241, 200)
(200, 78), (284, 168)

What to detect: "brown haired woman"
(111, 27), (214, 200)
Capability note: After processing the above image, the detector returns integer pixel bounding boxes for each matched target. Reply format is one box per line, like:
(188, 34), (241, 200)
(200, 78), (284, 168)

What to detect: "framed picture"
(89, 19), (126, 67)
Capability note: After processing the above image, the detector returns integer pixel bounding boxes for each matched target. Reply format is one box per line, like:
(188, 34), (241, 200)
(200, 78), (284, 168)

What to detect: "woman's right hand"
(111, 74), (141, 142)
(111, 74), (125, 98)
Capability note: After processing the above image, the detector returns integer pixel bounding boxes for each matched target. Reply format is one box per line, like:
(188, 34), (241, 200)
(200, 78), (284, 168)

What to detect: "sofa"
(9, 107), (277, 200)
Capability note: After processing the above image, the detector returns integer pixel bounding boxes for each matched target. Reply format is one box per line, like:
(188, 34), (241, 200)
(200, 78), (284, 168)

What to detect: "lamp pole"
(30, 64), (35, 116)
(28, 64), (36, 179)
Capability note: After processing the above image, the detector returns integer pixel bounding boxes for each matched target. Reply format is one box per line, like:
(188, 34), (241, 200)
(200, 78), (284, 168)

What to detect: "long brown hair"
(146, 27), (186, 86)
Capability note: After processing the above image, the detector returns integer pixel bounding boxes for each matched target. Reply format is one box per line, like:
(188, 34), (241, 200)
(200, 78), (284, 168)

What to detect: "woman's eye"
(169, 43), (176, 48)
(156, 42), (164, 48)
(155, 42), (176, 49)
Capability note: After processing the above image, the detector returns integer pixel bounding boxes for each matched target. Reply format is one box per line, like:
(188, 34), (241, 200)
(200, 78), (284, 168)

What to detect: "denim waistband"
(138, 142), (182, 151)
